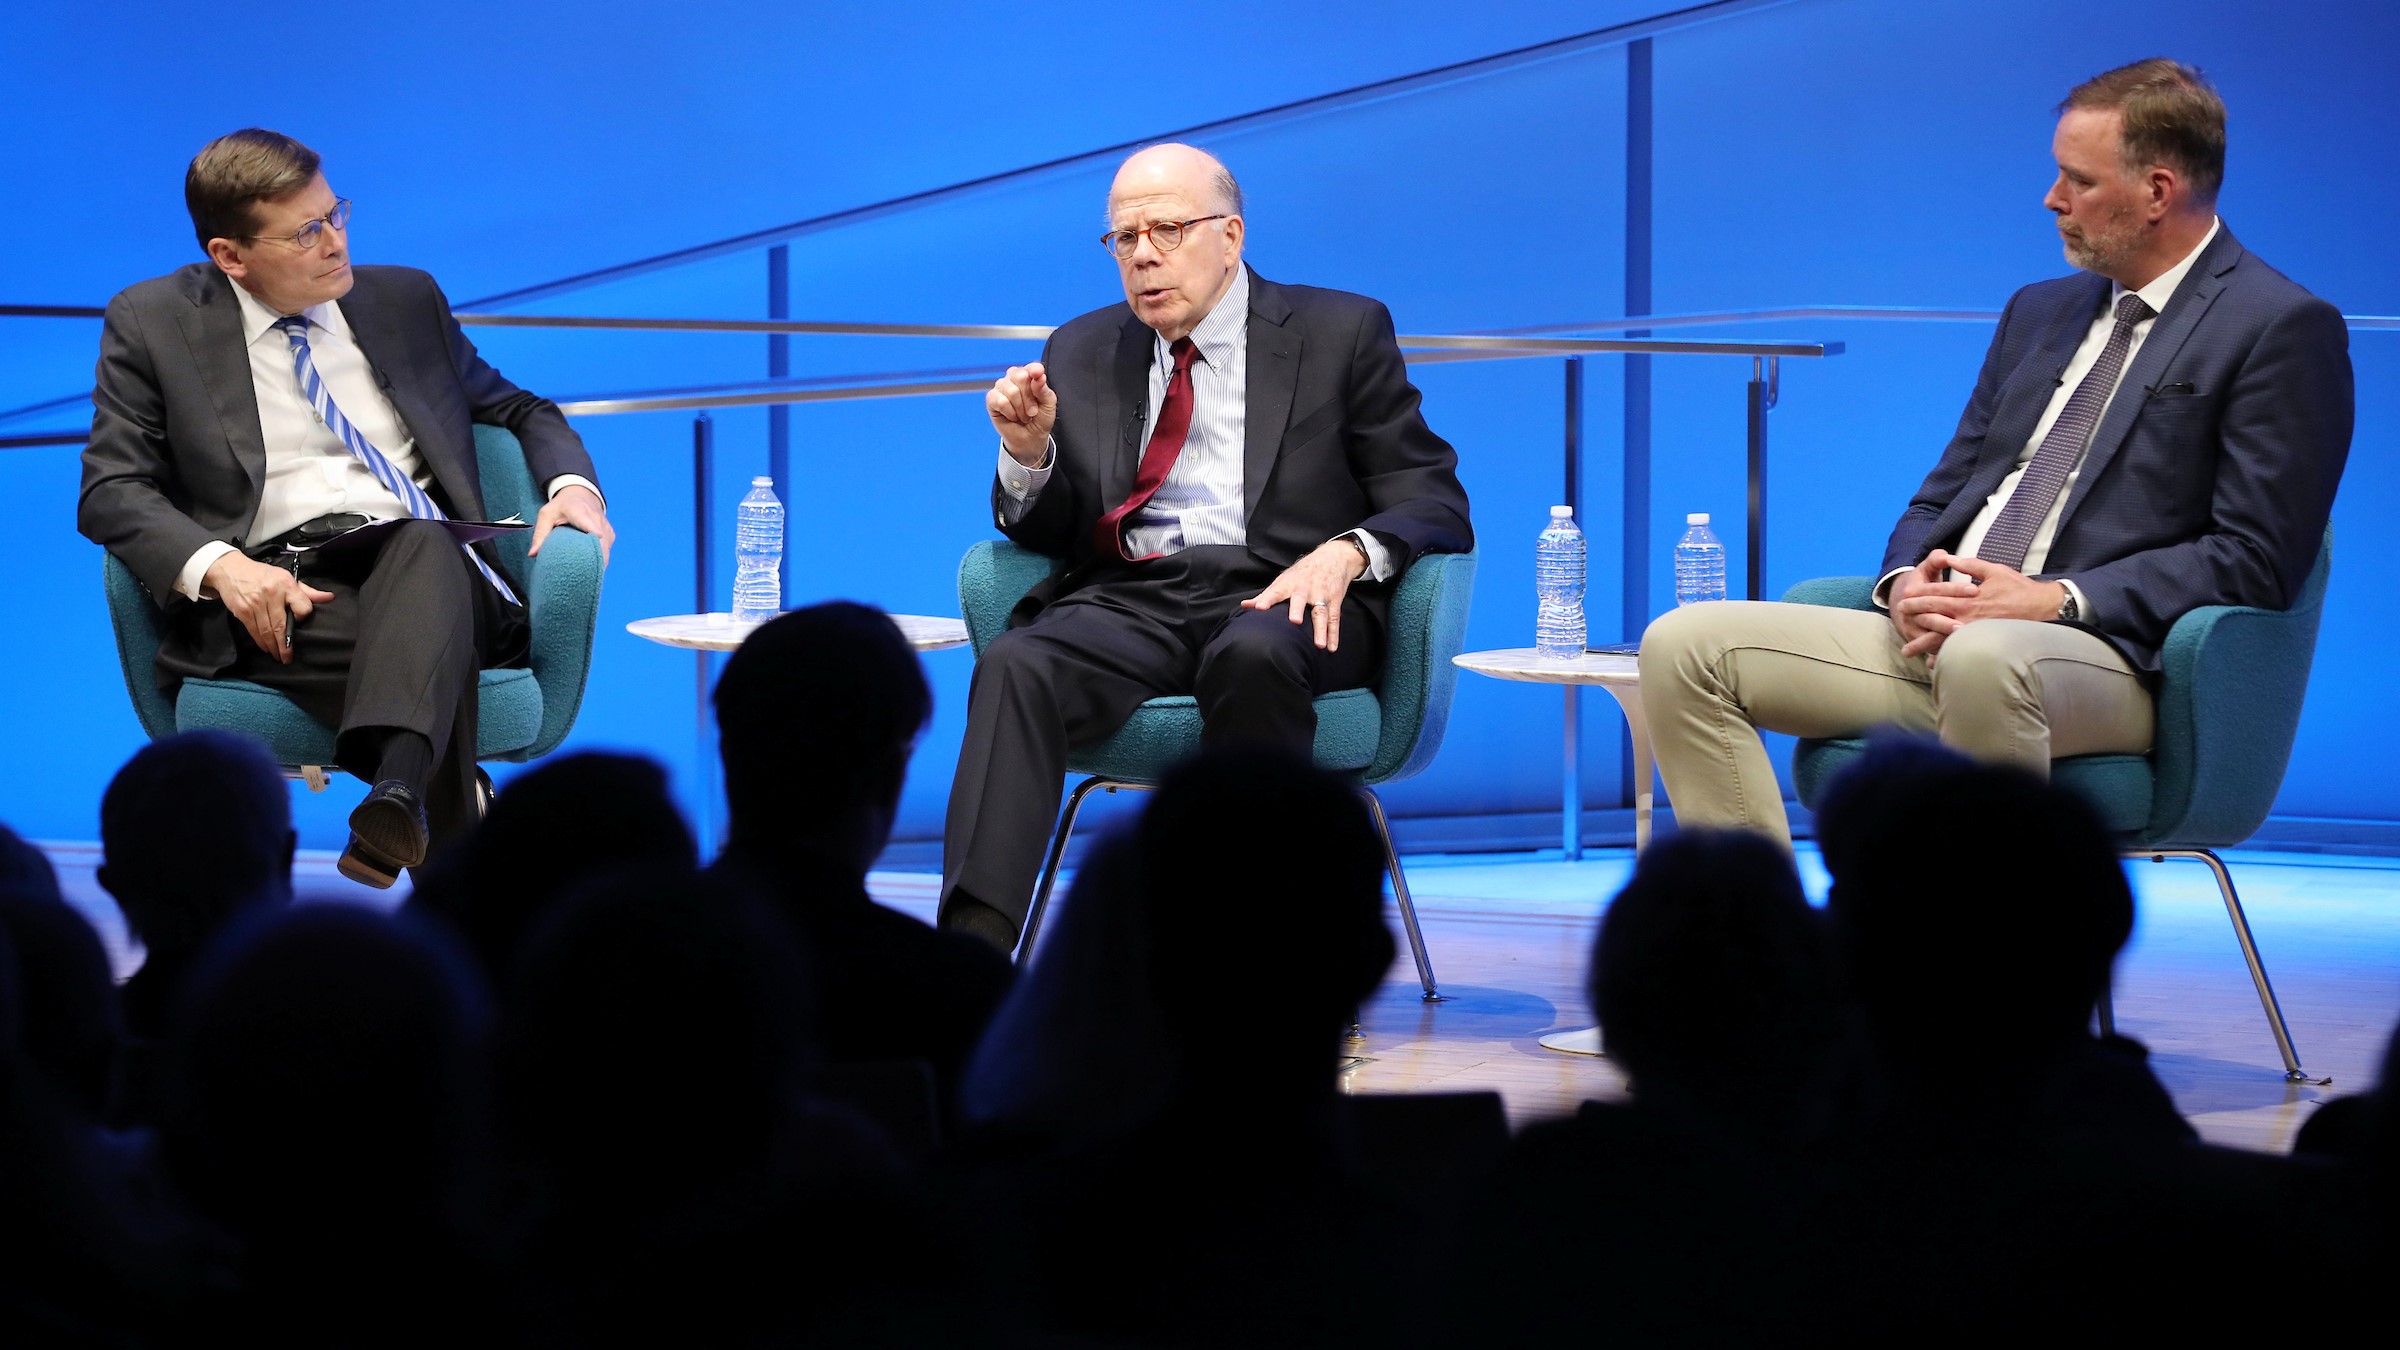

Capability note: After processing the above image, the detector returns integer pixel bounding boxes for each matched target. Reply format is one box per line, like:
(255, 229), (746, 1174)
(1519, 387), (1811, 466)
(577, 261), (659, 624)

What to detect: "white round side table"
(626, 612), (971, 652)
(1452, 647), (1653, 1061)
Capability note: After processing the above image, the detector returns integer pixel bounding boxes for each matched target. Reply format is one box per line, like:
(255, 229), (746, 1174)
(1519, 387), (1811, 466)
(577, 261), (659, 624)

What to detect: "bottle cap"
(1550, 505), (1574, 519)
(1686, 512), (1710, 525)
(753, 476), (773, 486)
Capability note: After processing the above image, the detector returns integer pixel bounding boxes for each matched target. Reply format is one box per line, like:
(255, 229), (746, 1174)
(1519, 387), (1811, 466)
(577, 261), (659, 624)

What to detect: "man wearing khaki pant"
(1640, 60), (2350, 844)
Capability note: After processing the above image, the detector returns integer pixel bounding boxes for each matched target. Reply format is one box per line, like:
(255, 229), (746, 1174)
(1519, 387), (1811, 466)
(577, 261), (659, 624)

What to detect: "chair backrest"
(952, 542), (1478, 785)
(103, 553), (177, 741)
(473, 423), (541, 595)
(475, 424), (603, 763)
(1366, 549), (1477, 784)
(2143, 528), (2333, 846)
(957, 540), (1060, 656)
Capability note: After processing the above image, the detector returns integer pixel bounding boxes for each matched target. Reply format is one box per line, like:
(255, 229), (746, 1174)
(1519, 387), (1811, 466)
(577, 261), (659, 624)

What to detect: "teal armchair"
(1784, 530), (2332, 1079)
(959, 542), (1478, 997)
(104, 425), (604, 785)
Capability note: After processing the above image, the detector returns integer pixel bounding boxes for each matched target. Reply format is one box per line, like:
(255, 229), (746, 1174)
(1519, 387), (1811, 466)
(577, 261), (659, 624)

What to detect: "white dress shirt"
(1879, 217), (2220, 621)
(998, 268), (1392, 580)
(175, 279), (597, 599)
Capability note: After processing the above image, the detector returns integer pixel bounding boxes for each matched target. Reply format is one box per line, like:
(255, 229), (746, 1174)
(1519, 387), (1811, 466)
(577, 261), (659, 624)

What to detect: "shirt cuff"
(997, 440), (1054, 527)
(544, 474), (603, 509)
(2059, 578), (2091, 623)
(998, 440), (1054, 500)
(1871, 568), (1911, 610)
(1343, 529), (1394, 583)
(177, 540), (241, 602)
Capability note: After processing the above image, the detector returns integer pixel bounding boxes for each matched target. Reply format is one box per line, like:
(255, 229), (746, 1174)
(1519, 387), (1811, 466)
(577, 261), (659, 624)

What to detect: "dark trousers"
(221, 519), (527, 849)
(941, 545), (1380, 929)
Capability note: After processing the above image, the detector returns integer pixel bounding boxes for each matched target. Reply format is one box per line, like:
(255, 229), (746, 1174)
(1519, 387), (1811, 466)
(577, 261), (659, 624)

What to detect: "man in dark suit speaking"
(941, 143), (1473, 951)
(79, 129), (614, 887)
(1640, 59), (2352, 844)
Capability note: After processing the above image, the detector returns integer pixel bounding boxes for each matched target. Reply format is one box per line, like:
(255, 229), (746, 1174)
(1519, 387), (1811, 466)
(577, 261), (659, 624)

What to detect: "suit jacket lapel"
(1242, 269), (1298, 523)
(2058, 230), (2242, 534)
(173, 269), (268, 512)
(1923, 276), (2101, 550)
(341, 290), (481, 516)
(1098, 313), (1153, 512)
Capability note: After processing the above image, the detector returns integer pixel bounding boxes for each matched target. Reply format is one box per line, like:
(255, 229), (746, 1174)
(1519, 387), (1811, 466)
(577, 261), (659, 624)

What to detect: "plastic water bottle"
(1535, 505), (1586, 658)
(732, 476), (784, 623)
(1674, 512), (1727, 607)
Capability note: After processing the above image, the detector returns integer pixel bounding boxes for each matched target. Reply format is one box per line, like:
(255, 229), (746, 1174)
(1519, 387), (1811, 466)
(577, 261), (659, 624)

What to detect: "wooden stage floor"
(41, 841), (2400, 1154)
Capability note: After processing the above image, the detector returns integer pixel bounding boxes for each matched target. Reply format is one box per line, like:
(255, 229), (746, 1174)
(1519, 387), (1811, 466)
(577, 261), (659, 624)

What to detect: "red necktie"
(1093, 337), (1201, 562)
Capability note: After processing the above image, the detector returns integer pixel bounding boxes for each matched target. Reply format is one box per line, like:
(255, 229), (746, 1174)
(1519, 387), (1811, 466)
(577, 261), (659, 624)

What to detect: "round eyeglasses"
(1099, 214), (1227, 260)
(253, 199), (353, 251)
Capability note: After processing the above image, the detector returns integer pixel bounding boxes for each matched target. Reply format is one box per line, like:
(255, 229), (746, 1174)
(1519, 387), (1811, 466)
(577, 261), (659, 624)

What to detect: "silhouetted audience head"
(0, 822), (59, 905)
(0, 893), (122, 1120)
(98, 732), (293, 967)
(0, 826), (117, 1117)
(165, 907), (491, 1244)
(713, 602), (931, 868)
(960, 829), (1172, 1146)
(1816, 738), (2132, 1103)
(406, 751), (695, 982)
(1592, 828), (1847, 1137)
(1136, 749), (1392, 1093)
(500, 866), (818, 1210)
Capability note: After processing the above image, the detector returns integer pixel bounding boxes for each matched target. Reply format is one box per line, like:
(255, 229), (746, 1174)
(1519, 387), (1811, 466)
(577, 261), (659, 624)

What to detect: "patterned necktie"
(275, 316), (518, 604)
(1093, 337), (1202, 562)
(1975, 292), (2155, 573)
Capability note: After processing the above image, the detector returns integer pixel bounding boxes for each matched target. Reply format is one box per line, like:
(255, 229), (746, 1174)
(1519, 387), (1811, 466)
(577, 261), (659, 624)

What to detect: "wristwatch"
(2056, 587), (2079, 623)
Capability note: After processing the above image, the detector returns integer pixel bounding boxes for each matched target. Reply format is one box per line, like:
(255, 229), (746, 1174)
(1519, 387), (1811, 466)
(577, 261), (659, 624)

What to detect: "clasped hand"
(1241, 539), (1368, 652)
(1890, 549), (2067, 663)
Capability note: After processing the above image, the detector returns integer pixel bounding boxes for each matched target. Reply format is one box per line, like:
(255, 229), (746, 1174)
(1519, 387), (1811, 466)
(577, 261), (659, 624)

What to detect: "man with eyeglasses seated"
(941, 142), (1474, 954)
(79, 128), (615, 888)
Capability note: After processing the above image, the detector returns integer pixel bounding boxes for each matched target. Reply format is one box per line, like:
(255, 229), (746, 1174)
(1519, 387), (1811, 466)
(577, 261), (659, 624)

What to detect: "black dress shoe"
(339, 780), (429, 889)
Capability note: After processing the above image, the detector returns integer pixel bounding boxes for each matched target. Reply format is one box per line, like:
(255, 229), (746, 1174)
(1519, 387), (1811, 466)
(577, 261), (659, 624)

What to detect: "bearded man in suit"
(80, 128), (615, 887)
(1639, 59), (2352, 844)
(941, 143), (1474, 952)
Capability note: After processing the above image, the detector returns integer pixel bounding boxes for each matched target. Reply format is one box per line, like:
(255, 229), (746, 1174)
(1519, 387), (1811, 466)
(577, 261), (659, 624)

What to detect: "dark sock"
(373, 731), (436, 795)
(941, 893), (1019, 955)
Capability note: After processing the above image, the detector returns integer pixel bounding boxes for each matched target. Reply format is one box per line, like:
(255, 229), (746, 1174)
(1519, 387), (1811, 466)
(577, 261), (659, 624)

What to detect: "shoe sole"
(345, 793), (429, 888)
(337, 841), (402, 889)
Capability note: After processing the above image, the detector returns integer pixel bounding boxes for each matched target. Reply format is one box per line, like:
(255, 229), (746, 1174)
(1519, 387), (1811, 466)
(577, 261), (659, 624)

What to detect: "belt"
(243, 514), (378, 573)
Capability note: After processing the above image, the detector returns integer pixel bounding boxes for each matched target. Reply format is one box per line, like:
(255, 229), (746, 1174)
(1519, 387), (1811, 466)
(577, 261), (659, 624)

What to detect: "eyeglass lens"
(1104, 218), (1200, 259)
(295, 199), (353, 247)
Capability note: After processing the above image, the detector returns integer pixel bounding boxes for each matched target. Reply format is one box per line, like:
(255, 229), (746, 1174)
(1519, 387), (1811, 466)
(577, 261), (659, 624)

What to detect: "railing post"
(1746, 356), (1775, 601)
(692, 412), (717, 847)
(1622, 33), (1654, 820)
(767, 245), (792, 602)
(1563, 356), (1584, 861)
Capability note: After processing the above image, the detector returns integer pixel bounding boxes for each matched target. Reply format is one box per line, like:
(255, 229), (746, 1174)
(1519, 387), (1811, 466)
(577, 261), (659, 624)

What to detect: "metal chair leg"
(2138, 848), (2309, 1081)
(1358, 787), (1440, 1001)
(1017, 776), (1119, 966)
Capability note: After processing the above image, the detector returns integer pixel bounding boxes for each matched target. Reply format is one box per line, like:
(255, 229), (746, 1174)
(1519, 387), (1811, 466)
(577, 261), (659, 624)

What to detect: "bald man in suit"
(942, 144), (1473, 952)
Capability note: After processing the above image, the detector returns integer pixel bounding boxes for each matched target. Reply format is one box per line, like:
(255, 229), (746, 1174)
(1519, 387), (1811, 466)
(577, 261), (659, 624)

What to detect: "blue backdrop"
(3, 0), (2393, 856)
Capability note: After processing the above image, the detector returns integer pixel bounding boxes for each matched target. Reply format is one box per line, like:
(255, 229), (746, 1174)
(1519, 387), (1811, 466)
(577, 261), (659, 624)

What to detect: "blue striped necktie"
(274, 315), (518, 605)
